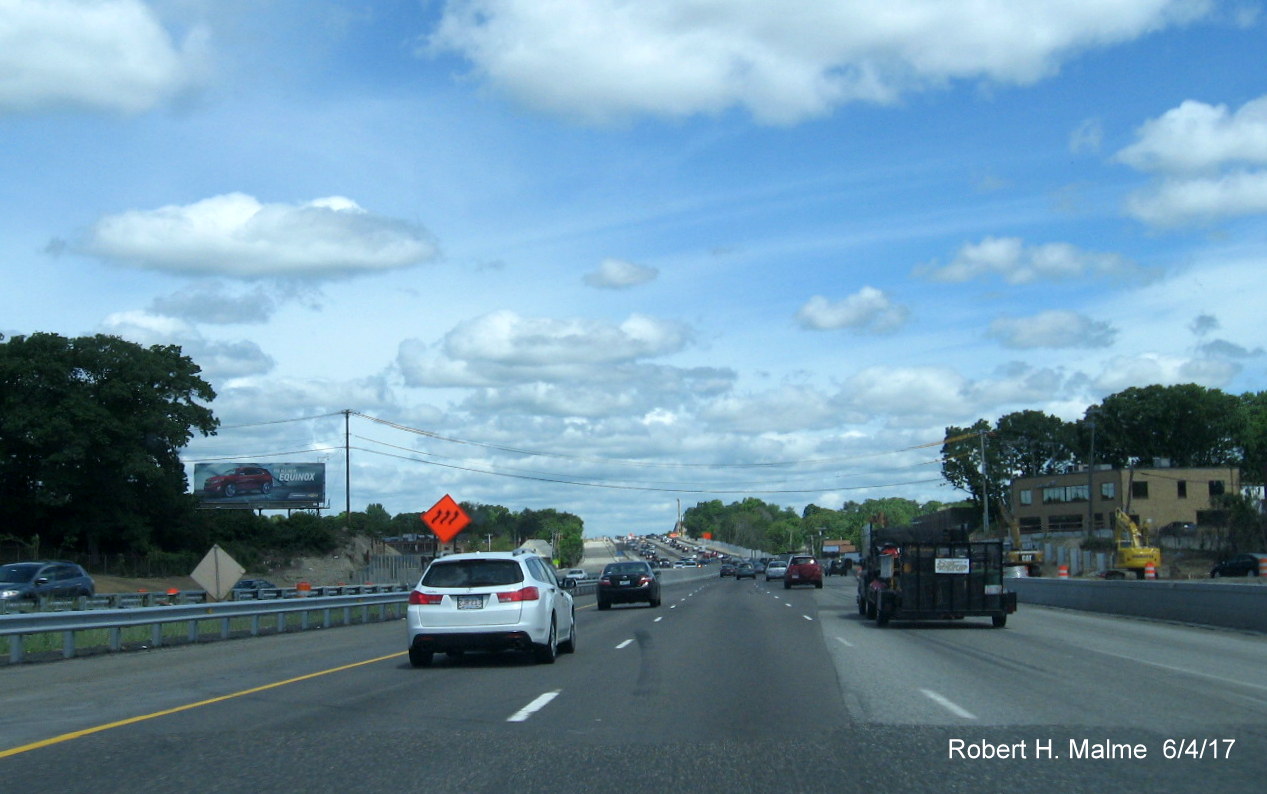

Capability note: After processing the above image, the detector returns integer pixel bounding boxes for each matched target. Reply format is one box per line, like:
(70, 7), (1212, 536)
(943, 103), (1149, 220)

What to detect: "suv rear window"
(790, 557), (816, 566)
(422, 560), (525, 588)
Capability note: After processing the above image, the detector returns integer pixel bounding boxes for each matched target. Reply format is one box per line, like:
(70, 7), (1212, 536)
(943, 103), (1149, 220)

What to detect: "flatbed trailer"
(857, 529), (1017, 628)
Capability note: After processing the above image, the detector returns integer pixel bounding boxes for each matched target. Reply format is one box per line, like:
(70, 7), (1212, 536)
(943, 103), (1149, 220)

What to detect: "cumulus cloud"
(1093, 353), (1240, 392)
(583, 258), (659, 289)
(1123, 171), (1267, 226)
(149, 282), (278, 325)
(796, 287), (909, 333)
(79, 193), (439, 278)
(423, 0), (1209, 124)
(0, 0), (208, 115)
(397, 311), (698, 388)
(916, 236), (1147, 284)
(987, 310), (1117, 349)
(1117, 95), (1267, 226)
(99, 310), (274, 379)
(1115, 96), (1267, 174)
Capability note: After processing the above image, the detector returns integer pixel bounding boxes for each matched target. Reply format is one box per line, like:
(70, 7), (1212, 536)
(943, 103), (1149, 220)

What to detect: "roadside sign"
(191, 544), (246, 601)
(423, 494), (470, 543)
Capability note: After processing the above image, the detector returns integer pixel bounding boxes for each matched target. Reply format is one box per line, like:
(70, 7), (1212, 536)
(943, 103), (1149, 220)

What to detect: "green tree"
(0, 333), (218, 555)
(1088, 384), (1243, 467)
(1237, 391), (1267, 485)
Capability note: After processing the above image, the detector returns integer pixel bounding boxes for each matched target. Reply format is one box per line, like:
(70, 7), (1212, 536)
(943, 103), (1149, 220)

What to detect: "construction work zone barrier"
(1144, 562), (1156, 580)
(1058, 565), (1069, 579)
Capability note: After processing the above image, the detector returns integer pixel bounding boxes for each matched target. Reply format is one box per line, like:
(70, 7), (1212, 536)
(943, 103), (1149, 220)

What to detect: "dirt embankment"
(93, 535), (389, 594)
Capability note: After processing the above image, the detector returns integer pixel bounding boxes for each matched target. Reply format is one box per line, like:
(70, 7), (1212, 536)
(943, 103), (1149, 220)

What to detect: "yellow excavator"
(1111, 509), (1162, 579)
(998, 498), (1043, 576)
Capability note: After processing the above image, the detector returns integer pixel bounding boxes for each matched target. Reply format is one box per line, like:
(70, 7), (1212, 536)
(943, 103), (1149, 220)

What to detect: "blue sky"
(3, 0), (1265, 536)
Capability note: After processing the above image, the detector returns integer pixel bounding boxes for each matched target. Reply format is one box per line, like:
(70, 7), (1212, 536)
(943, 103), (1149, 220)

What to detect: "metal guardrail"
(0, 583), (409, 615)
(0, 590), (408, 664)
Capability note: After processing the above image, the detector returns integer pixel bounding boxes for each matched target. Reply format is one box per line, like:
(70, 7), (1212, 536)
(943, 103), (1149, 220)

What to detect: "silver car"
(406, 550), (576, 667)
(765, 559), (789, 580)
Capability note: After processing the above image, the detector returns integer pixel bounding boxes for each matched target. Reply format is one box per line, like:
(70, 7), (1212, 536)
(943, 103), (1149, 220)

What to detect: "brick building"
(1009, 464), (1241, 536)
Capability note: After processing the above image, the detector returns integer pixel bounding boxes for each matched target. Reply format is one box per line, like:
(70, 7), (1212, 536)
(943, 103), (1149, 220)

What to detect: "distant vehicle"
(562, 568), (589, 582)
(673, 559), (696, 568)
(764, 560), (788, 580)
(0, 561), (95, 601)
(233, 578), (278, 590)
(406, 550), (576, 667)
(784, 555), (823, 589)
(202, 465), (273, 498)
(598, 561), (661, 609)
(735, 562), (757, 580)
(1210, 553), (1266, 578)
(719, 563), (737, 577)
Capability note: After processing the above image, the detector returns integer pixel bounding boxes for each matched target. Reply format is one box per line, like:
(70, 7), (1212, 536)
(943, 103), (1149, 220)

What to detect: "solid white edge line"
(834, 636), (854, 648)
(919, 688), (978, 720)
(616, 639), (634, 649)
(507, 690), (561, 723)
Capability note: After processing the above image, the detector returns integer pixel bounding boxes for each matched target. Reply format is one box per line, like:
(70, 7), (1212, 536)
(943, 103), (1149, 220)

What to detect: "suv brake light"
(497, 586), (540, 603)
(638, 575), (653, 585)
(409, 591), (444, 605)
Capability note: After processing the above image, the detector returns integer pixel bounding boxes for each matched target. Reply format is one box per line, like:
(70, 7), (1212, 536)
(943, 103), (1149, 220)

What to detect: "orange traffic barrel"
(1144, 562), (1156, 579)
(297, 581), (312, 597)
(1058, 565), (1069, 579)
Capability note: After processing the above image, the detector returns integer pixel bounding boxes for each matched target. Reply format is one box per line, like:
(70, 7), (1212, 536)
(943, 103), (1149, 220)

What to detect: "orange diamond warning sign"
(423, 494), (470, 543)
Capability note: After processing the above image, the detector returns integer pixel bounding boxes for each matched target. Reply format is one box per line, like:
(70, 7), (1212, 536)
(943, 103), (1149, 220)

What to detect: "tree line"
(2, 332), (1263, 572)
(0, 332), (583, 574)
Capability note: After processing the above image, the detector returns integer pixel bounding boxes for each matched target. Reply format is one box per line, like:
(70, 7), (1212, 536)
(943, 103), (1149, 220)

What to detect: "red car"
(784, 555), (823, 589)
(203, 465), (274, 498)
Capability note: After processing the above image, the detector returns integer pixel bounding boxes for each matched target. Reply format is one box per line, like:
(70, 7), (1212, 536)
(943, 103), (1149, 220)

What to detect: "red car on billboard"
(202, 465), (273, 498)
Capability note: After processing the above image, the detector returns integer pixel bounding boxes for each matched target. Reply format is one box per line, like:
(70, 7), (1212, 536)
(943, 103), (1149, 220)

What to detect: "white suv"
(407, 550), (576, 667)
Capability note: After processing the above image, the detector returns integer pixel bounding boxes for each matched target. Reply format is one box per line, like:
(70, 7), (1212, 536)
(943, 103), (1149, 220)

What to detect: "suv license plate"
(456, 595), (484, 610)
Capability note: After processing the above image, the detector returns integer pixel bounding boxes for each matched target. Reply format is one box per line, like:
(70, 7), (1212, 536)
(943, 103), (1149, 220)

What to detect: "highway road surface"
(2, 572), (1264, 792)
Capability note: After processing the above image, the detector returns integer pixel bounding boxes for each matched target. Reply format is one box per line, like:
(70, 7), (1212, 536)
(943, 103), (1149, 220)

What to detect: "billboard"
(193, 462), (326, 509)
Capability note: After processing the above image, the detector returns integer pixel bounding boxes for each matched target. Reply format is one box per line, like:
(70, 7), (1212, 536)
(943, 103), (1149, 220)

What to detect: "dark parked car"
(1210, 553), (1267, 577)
(598, 561), (661, 609)
(719, 563), (737, 577)
(202, 465), (274, 498)
(0, 561), (95, 601)
(735, 562), (757, 580)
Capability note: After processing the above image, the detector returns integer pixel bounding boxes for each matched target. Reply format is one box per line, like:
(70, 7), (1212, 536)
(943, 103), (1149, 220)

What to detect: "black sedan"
(719, 563), (737, 577)
(1210, 553), (1266, 577)
(597, 562), (661, 609)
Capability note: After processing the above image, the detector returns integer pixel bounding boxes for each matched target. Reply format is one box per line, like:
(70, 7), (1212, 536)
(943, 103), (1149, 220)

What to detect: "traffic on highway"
(1, 534), (1264, 792)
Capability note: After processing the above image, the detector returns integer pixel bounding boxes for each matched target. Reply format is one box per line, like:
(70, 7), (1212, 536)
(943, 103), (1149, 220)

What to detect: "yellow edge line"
(0, 651), (406, 759)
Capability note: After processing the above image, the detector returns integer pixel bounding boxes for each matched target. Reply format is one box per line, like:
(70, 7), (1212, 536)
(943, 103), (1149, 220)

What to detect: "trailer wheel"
(865, 599), (876, 620)
(875, 604), (890, 627)
(992, 614), (1007, 628)
(857, 598), (866, 616)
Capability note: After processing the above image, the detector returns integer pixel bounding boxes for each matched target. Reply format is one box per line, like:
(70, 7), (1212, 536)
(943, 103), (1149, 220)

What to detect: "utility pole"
(344, 409), (351, 526)
(1086, 411), (1097, 536)
(979, 429), (990, 536)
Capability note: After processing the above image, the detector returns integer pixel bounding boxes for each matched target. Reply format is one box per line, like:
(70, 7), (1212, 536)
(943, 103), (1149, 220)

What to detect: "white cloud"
(0, 0), (208, 115)
(1124, 170), (1267, 226)
(1069, 118), (1104, 153)
(149, 282), (277, 325)
(987, 310), (1117, 349)
(916, 236), (1146, 284)
(839, 366), (974, 422)
(796, 287), (909, 333)
(583, 258), (659, 289)
(1117, 95), (1267, 226)
(1092, 353), (1240, 392)
(99, 310), (274, 379)
(1115, 96), (1267, 174)
(425, 0), (1210, 124)
(79, 193), (439, 278)
(396, 311), (710, 392)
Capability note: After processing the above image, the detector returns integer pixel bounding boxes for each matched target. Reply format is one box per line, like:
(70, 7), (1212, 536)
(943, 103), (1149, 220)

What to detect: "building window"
(1019, 489), (1032, 506)
(1048, 514), (1084, 532)
(1042, 487), (1064, 504)
(1132, 481), (1149, 499)
(1177, 480), (1187, 499)
(1209, 480), (1225, 497)
(1066, 484), (1089, 503)
(1100, 482), (1116, 500)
